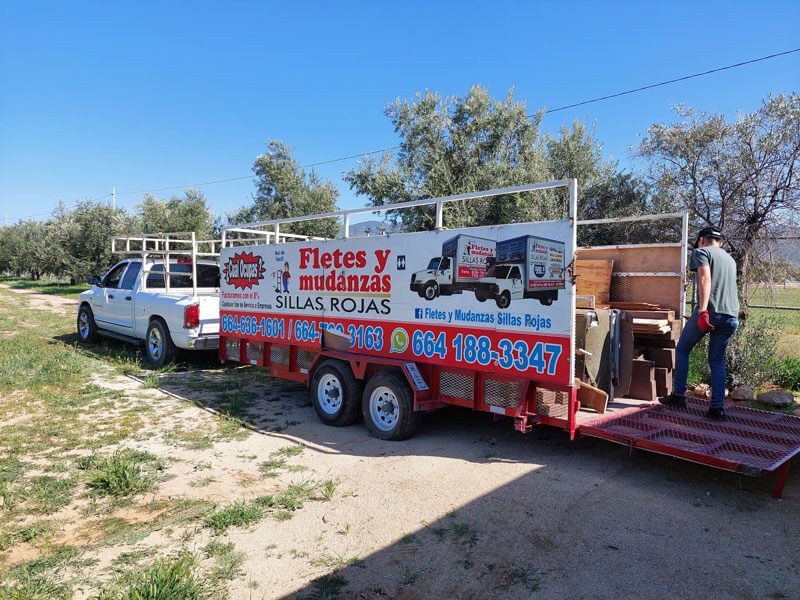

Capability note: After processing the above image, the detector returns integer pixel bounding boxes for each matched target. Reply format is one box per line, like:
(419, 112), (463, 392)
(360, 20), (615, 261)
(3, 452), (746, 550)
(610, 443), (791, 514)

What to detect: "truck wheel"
(145, 319), (176, 368)
(540, 296), (554, 306)
(310, 360), (362, 426)
(77, 305), (99, 343)
(475, 291), (487, 302)
(495, 292), (511, 309)
(423, 282), (438, 301)
(362, 371), (420, 441)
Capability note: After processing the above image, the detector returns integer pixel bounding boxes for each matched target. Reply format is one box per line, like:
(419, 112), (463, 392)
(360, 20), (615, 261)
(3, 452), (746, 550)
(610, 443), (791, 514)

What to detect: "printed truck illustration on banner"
(410, 234), (496, 301)
(475, 235), (565, 309)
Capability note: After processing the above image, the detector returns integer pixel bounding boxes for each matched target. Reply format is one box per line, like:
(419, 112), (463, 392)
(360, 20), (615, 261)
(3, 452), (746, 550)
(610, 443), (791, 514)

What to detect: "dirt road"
(1, 286), (798, 599)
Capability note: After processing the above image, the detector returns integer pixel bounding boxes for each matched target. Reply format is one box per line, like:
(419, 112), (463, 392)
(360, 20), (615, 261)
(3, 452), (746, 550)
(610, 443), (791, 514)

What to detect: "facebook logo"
(414, 308), (423, 319)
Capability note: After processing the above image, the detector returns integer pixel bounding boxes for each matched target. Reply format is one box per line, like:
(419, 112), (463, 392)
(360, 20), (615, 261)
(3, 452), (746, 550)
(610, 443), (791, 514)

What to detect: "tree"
(346, 86), (553, 231)
(639, 93), (800, 300)
(136, 188), (214, 238)
(62, 201), (137, 281)
(231, 141), (339, 238)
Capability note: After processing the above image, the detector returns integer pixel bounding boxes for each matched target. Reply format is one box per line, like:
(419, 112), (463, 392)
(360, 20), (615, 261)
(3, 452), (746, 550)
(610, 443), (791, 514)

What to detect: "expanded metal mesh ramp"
(578, 398), (800, 498)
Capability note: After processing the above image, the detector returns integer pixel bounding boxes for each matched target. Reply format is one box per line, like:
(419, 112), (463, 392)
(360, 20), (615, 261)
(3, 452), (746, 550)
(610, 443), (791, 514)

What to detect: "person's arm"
(696, 265), (712, 312)
(695, 264), (715, 332)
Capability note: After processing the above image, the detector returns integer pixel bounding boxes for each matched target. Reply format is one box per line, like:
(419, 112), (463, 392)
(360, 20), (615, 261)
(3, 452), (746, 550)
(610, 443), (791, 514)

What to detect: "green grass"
(776, 356), (800, 390)
(0, 333), (93, 392)
(98, 554), (212, 600)
(0, 575), (70, 599)
(204, 502), (263, 534)
(79, 450), (163, 497)
(28, 477), (74, 515)
(0, 276), (85, 299)
(204, 540), (246, 581)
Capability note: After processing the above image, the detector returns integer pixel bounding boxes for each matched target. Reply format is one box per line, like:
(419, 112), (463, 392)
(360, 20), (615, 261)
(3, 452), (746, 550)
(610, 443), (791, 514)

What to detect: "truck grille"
(484, 378), (523, 409)
(439, 371), (473, 401)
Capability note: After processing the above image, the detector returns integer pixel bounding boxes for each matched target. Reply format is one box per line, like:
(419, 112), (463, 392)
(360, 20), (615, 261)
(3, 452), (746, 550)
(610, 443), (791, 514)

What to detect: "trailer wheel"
(77, 304), (99, 343)
(362, 371), (420, 441)
(310, 360), (362, 426)
(495, 291), (511, 309)
(145, 319), (176, 368)
(423, 281), (439, 301)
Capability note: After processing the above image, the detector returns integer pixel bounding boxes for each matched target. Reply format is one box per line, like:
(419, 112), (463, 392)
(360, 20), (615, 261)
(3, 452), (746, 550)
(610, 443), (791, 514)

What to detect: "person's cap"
(695, 226), (723, 244)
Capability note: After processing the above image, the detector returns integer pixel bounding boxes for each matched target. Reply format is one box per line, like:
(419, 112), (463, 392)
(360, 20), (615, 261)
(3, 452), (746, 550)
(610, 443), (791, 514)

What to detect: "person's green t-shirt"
(690, 246), (740, 317)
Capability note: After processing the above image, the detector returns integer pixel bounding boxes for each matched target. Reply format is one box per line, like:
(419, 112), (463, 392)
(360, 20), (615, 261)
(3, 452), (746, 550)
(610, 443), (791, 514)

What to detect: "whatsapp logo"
(390, 327), (409, 353)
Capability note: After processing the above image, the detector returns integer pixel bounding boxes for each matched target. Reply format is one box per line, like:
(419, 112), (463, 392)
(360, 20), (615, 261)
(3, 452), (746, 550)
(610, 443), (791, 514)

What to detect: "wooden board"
(642, 347), (676, 370)
(616, 311), (634, 397)
(628, 359), (656, 401)
(576, 379), (609, 414)
(577, 245), (682, 273)
(576, 294), (595, 309)
(654, 367), (672, 397)
(624, 309), (676, 321)
(575, 259), (614, 303)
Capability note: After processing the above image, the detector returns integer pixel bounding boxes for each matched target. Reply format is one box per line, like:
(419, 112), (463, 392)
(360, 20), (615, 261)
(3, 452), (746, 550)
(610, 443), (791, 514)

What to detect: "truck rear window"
(146, 264), (220, 289)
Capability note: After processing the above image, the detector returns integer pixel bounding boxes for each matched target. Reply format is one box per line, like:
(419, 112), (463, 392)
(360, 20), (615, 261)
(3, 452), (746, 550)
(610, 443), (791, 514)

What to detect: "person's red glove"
(697, 310), (715, 333)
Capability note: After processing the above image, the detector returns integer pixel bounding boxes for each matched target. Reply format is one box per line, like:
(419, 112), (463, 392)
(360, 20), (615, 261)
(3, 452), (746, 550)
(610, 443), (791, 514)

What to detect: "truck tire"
(310, 360), (362, 426)
(475, 290), (487, 302)
(362, 370), (420, 441)
(145, 319), (176, 368)
(423, 281), (439, 301)
(540, 296), (554, 306)
(77, 304), (99, 343)
(495, 291), (511, 309)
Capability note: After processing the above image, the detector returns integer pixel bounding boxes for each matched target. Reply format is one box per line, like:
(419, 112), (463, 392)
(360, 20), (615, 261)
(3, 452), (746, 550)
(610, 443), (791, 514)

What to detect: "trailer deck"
(578, 397), (800, 498)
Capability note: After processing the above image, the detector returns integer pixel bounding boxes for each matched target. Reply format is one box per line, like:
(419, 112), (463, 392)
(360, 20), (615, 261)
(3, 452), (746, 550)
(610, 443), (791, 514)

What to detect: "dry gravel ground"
(0, 285), (798, 599)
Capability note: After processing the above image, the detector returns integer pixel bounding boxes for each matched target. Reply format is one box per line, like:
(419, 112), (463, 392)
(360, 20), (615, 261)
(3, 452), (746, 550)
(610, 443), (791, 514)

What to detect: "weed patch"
(79, 450), (163, 497)
(98, 553), (212, 600)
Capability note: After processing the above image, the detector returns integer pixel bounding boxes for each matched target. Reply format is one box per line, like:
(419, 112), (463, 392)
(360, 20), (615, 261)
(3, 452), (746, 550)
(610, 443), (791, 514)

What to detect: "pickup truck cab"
(77, 258), (220, 366)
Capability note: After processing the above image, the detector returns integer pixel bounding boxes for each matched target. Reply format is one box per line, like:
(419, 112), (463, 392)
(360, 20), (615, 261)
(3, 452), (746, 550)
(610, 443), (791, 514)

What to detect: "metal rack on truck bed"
(219, 180), (800, 498)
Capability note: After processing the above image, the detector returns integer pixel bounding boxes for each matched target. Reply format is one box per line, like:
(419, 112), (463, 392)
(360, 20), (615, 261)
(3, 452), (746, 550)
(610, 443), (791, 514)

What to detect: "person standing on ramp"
(660, 226), (740, 420)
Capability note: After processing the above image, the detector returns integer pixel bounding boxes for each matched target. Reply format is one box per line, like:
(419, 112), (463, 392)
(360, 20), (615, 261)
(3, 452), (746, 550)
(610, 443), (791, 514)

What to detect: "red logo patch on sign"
(223, 252), (266, 289)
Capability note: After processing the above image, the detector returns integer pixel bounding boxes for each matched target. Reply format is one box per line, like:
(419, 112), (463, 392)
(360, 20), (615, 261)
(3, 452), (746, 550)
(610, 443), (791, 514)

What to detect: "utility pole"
(4, 213), (7, 227)
(112, 186), (116, 209)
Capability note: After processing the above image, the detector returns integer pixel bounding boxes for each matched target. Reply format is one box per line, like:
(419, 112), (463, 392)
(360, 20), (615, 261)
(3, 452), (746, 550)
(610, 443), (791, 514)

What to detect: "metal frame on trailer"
(111, 232), (220, 296)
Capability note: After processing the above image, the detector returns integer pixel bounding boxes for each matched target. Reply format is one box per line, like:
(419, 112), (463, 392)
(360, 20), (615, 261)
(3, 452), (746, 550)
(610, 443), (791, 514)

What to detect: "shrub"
(99, 554), (211, 600)
(776, 356), (800, 391)
(688, 315), (781, 389)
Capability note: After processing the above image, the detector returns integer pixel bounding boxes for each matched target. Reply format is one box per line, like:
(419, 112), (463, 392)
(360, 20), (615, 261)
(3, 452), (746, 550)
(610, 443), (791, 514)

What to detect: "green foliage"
(79, 450), (163, 497)
(776, 357), (800, 391)
(0, 576), (70, 600)
(137, 188), (214, 239)
(0, 334), (91, 392)
(204, 501), (263, 533)
(98, 554), (212, 600)
(690, 316), (781, 388)
(345, 86), (553, 230)
(230, 140), (339, 238)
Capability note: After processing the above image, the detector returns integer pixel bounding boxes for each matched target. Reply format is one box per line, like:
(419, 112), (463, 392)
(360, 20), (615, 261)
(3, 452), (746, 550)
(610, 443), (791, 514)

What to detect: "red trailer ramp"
(578, 398), (800, 498)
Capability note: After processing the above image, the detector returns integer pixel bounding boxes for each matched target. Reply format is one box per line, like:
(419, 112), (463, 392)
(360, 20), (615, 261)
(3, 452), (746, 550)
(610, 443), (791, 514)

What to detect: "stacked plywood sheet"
(624, 307), (680, 401)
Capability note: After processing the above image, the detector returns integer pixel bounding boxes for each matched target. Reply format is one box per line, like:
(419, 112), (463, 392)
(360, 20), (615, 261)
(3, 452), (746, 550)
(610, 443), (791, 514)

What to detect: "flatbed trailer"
(219, 180), (800, 498)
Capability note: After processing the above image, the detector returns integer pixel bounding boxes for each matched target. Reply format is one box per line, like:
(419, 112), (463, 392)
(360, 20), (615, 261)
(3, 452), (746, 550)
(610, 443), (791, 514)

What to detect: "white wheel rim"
(148, 328), (163, 360)
(317, 373), (343, 415)
(369, 386), (399, 432)
(79, 312), (90, 338)
(425, 285), (436, 300)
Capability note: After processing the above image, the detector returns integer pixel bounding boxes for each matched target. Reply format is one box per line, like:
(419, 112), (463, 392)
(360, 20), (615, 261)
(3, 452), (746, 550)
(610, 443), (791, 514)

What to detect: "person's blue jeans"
(673, 311), (739, 408)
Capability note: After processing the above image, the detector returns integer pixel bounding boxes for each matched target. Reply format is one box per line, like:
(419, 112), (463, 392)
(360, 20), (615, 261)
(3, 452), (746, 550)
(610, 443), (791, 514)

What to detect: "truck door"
(509, 265), (523, 299)
(94, 261), (133, 334)
(439, 256), (453, 285)
(111, 262), (141, 334)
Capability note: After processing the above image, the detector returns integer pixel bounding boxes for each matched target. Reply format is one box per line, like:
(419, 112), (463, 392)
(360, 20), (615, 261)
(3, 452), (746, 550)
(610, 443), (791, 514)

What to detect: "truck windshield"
(426, 258), (442, 270)
(146, 263), (220, 289)
(486, 265), (513, 279)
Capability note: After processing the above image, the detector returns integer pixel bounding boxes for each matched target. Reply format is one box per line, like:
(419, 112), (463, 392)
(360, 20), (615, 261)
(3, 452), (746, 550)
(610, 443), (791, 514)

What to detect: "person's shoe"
(659, 393), (687, 408)
(706, 407), (727, 420)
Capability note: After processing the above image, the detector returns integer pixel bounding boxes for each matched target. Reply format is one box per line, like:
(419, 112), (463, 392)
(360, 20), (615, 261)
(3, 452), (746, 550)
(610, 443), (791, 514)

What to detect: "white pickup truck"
(76, 234), (220, 367)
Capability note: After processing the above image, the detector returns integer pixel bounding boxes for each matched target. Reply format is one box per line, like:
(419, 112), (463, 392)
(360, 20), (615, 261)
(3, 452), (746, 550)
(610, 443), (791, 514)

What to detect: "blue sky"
(1, 1), (798, 225)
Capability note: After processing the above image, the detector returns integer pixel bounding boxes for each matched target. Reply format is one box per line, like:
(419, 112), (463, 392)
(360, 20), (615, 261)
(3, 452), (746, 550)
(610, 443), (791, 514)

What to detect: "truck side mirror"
(87, 274), (102, 286)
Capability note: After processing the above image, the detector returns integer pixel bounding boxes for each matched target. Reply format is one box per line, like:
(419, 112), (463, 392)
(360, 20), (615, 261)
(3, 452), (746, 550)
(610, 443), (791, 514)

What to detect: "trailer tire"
(422, 281), (438, 301)
(77, 304), (99, 343)
(362, 371), (420, 441)
(145, 319), (176, 368)
(310, 360), (362, 426)
(495, 291), (511, 309)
